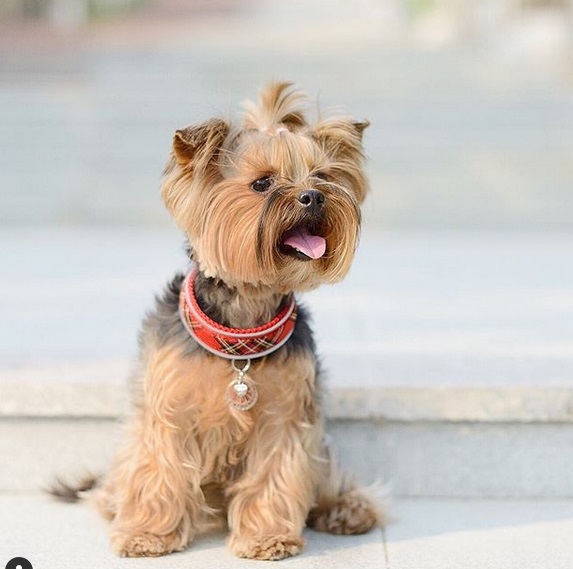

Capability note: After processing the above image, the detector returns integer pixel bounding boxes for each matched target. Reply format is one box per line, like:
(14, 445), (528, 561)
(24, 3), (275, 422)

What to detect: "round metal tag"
(226, 375), (258, 411)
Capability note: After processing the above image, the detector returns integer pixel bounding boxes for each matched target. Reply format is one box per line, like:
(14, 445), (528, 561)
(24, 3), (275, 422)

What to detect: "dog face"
(161, 82), (369, 292)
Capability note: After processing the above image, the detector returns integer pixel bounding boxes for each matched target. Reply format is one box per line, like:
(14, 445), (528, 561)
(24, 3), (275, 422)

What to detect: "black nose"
(298, 190), (325, 210)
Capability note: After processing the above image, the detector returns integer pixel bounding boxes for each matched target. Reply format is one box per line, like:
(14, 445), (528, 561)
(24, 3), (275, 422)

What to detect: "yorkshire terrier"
(53, 82), (380, 560)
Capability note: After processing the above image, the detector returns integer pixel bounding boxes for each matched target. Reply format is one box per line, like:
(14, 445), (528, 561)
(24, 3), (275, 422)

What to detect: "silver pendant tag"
(226, 359), (258, 411)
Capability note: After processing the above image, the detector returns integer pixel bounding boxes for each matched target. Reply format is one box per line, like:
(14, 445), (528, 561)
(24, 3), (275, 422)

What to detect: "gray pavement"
(3, 493), (384, 569)
(386, 498), (573, 569)
(3, 493), (573, 569)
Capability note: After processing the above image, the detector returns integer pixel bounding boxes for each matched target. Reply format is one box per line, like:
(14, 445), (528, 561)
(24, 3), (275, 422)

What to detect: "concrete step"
(3, 405), (573, 498)
(1, 229), (573, 497)
(3, 494), (573, 569)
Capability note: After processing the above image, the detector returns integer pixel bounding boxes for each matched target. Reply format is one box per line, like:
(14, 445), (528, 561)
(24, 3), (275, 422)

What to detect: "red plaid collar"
(179, 269), (297, 360)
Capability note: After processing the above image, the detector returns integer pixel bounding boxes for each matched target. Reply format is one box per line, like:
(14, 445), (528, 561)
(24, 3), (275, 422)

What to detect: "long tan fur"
(56, 82), (380, 561)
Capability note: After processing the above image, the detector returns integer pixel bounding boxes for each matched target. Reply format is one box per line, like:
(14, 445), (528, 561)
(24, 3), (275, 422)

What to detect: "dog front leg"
(226, 424), (321, 560)
(105, 346), (206, 557)
(105, 412), (202, 557)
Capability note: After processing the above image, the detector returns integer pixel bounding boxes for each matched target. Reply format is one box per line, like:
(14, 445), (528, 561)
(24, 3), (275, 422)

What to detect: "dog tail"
(47, 474), (100, 503)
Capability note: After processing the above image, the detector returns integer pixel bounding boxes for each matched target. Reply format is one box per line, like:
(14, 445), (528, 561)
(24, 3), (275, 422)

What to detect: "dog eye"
(251, 176), (273, 193)
(313, 172), (329, 181)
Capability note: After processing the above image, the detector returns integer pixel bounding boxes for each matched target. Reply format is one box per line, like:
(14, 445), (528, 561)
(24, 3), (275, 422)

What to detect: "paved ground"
(3, 493), (384, 569)
(386, 498), (573, 569)
(3, 494), (573, 569)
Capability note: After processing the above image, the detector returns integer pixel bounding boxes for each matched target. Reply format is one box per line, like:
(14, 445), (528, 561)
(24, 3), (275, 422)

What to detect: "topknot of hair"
(243, 81), (309, 133)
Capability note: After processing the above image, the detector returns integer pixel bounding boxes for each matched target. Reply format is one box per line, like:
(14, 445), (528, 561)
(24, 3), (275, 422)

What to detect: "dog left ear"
(312, 118), (370, 150)
(312, 118), (370, 202)
(351, 120), (370, 139)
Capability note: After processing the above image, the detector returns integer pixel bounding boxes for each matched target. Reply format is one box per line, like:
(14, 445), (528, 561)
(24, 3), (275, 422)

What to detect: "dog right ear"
(172, 118), (229, 168)
(162, 119), (229, 224)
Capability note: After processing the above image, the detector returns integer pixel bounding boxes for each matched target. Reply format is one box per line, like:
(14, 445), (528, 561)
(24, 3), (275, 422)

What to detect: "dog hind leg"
(307, 439), (381, 535)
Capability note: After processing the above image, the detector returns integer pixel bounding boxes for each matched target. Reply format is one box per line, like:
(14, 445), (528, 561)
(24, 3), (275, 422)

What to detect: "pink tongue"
(284, 227), (326, 259)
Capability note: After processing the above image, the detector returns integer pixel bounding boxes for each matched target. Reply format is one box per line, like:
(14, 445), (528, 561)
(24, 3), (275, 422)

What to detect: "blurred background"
(2, 0), (573, 502)
(1, 0), (572, 230)
(1, 0), (572, 373)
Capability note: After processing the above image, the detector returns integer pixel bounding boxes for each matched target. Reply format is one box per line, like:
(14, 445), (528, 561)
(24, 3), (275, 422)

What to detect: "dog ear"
(350, 120), (370, 139)
(172, 118), (229, 167)
(312, 118), (369, 151)
(312, 118), (370, 203)
(162, 119), (229, 224)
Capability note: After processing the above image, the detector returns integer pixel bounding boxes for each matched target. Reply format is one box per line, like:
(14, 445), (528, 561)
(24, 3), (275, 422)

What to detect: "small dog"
(53, 82), (380, 560)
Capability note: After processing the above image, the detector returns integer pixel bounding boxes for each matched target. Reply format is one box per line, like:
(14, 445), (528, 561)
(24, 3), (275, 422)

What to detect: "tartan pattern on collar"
(179, 270), (297, 360)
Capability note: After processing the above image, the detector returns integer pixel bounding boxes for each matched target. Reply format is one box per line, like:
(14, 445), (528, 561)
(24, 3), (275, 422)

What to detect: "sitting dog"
(53, 82), (380, 560)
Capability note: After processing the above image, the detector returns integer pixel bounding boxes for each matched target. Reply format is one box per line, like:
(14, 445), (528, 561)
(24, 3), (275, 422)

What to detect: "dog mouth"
(281, 225), (327, 261)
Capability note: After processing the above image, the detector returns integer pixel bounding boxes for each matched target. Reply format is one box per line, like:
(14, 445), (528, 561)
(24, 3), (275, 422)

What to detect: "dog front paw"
(229, 533), (305, 560)
(111, 531), (186, 557)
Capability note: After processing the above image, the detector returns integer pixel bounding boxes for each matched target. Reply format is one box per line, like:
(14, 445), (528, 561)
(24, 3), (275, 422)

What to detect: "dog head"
(161, 82), (369, 292)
